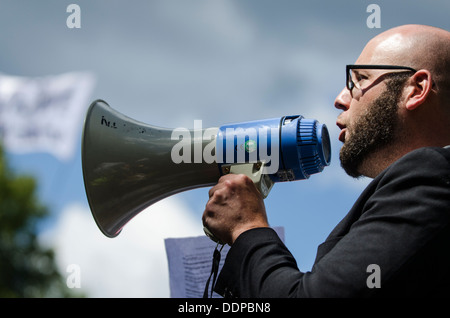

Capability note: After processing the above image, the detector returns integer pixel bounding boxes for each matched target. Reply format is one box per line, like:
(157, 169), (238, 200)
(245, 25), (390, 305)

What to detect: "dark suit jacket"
(214, 146), (450, 297)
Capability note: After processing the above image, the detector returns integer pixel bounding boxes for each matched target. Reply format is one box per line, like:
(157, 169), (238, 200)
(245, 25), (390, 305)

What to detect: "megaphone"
(82, 99), (331, 238)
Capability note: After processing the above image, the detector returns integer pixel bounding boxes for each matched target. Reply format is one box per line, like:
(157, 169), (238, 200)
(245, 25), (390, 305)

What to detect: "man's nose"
(334, 88), (351, 111)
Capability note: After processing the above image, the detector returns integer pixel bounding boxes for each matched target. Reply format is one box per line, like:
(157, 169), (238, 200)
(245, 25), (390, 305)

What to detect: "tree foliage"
(0, 145), (74, 297)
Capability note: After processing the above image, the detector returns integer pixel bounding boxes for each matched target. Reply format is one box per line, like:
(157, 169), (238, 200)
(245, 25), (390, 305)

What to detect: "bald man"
(202, 25), (450, 298)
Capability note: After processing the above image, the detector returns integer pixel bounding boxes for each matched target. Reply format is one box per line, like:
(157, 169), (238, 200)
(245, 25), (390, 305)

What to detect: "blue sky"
(1, 0), (449, 297)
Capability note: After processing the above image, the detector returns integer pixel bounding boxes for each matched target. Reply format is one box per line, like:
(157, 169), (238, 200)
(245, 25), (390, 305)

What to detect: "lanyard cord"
(203, 243), (224, 298)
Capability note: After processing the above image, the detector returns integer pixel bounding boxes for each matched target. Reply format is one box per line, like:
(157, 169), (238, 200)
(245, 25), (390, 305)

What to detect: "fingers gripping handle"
(203, 162), (273, 244)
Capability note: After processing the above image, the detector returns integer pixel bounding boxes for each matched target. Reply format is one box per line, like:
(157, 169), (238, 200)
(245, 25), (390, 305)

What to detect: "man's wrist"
(231, 224), (270, 245)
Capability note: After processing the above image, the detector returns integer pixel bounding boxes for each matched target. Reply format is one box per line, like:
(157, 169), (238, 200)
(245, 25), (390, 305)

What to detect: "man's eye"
(356, 74), (368, 81)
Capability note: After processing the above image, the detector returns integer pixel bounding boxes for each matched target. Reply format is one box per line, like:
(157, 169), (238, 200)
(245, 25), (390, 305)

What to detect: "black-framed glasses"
(346, 64), (417, 95)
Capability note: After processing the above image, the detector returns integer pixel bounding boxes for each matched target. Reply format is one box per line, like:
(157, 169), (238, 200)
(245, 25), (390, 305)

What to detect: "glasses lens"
(351, 69), (364, 90)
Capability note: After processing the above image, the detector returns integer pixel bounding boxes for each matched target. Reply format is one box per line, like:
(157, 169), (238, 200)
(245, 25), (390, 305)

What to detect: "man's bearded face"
(339, 76), (408, 178)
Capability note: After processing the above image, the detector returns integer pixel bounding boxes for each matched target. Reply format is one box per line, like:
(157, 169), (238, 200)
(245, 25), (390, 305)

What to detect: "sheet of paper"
(165, 227), (285, 298)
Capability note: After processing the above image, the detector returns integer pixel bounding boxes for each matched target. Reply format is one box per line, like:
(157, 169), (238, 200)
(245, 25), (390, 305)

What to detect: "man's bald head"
(358, 24), (450, 107)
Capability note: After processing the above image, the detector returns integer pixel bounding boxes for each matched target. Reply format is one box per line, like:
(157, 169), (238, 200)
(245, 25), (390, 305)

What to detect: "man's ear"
(405, 70), (433, 111)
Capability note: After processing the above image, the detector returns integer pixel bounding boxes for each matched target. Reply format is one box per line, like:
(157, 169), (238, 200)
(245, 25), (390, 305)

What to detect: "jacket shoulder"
(377, 146), (450, 186)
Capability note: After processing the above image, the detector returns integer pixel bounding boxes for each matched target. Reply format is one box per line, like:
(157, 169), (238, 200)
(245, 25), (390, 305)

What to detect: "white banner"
(0, 72), (95, 161)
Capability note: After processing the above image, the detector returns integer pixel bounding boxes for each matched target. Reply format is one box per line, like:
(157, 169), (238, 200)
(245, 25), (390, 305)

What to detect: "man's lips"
(336, 122), (347, 143)
(338, 128), (347, 143)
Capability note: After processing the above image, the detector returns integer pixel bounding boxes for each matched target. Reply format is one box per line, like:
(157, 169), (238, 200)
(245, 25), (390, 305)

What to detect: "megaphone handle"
(204, 162), (274, 244)
(228, 162), (274, 198)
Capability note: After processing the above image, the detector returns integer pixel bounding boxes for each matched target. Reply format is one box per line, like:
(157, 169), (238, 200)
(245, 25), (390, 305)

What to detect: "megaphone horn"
(82, 99), (331, 238)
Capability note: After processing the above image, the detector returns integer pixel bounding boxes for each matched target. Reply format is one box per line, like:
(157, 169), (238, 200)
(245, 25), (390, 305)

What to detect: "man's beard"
(339, 76), (407, 178)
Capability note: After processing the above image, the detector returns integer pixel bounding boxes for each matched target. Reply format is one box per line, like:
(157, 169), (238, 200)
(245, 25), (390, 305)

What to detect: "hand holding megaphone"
(203, 173), (270, 246)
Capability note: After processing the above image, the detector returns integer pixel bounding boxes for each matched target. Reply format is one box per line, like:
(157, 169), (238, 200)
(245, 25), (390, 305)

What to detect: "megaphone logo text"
(171, 120), (280, 174)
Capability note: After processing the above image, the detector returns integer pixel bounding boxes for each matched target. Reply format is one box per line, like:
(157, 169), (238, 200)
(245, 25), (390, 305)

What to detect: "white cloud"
(40, 197), (204, 298)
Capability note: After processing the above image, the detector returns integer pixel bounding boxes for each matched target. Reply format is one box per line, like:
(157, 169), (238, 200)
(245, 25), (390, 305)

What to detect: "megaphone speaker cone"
(82, 100), (220, 237)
